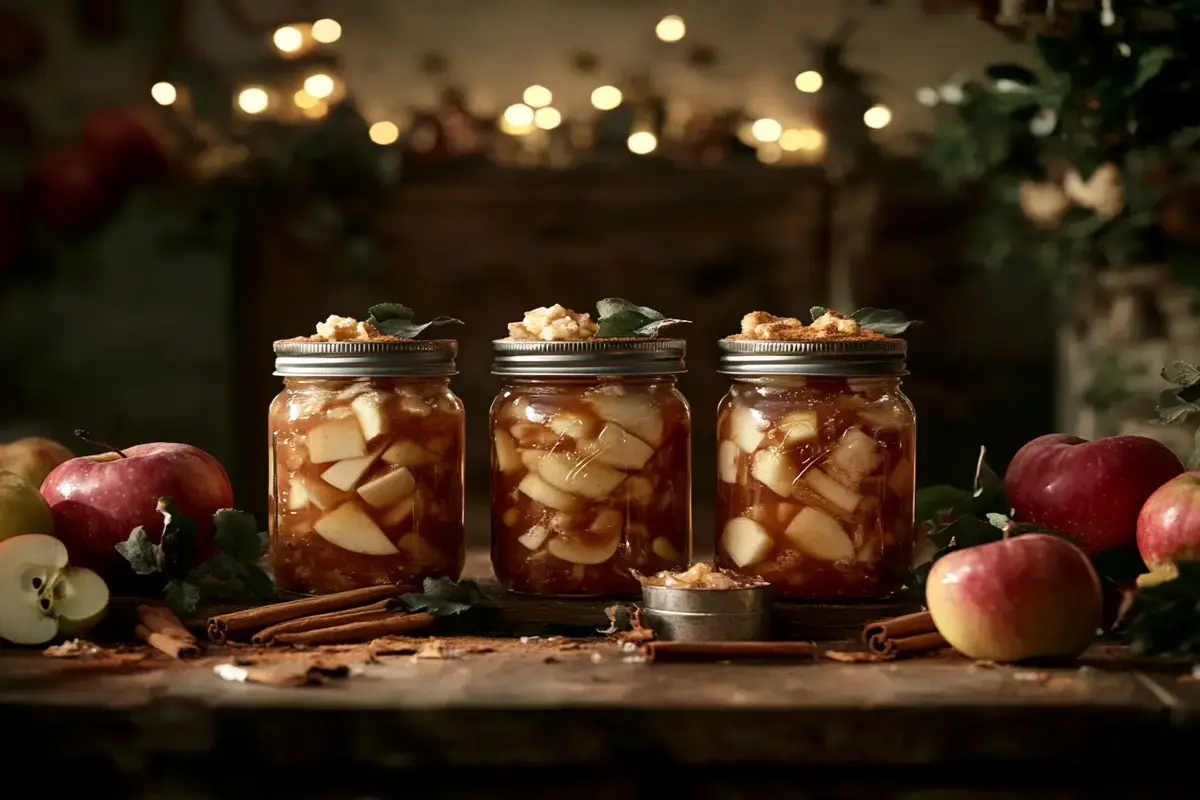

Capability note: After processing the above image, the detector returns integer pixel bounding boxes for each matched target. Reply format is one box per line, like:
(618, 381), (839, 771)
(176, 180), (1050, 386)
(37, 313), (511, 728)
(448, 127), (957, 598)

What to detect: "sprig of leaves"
(595, 298), (691, 338)
(808, 307), (920, 336)
(1155, 360), (1200, 467)
(400, 576), (488, 617)
(115, 499), (274, 617)
(366, 303), (463, 339)
(1123, 560), (1200, 656)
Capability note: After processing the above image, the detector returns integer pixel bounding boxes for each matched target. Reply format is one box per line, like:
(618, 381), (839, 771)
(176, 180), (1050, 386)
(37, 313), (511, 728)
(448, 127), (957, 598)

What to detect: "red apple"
(81, 107), (170, 188)
(40, 441), (233, 586)
(1136, 470), (1200, 569)
(1004, 433), (1183, 554)
(29, 146), (114, 231)
(926, 533), (1102, 662)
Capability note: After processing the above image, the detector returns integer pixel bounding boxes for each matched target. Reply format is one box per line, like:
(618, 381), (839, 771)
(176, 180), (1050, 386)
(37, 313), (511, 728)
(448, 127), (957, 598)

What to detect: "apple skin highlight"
(1137, 470), (1200, 568)
(1005, 433), (1183, 555)
(926, 533), (1102, 663)
(40, 443), (233, 585)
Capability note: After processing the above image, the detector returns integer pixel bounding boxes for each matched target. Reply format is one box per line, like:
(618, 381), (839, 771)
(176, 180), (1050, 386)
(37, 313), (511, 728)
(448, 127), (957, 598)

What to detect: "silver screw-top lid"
(717, 338), (907, 377)
(491, 339), (686, 377)
(274, 339), (458, 377)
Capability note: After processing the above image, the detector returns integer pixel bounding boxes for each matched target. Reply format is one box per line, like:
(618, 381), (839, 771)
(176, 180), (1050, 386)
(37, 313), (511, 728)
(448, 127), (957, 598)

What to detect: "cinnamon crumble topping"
(727, 311), (886, 342)
(506, 304), (599, 342)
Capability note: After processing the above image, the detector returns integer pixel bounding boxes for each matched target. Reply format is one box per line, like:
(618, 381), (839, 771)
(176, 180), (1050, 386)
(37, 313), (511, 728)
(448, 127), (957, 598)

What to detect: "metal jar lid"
(491, 338), (686, 377)
(273, 339), (458, 378)
(717, 338), (907, 377)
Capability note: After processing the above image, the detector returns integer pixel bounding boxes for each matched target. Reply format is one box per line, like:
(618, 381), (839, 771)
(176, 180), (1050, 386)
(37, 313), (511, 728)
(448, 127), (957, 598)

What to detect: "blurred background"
(3, 0), (1199, 548)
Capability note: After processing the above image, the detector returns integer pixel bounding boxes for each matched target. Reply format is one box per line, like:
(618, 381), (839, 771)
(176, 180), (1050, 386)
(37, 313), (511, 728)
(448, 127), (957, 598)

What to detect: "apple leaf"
(595, 297), (691, 338)
(213, 509), (267, 563)
(599, 603), (635, 634)
(157, 498), (197, 579)
(366, 302), (463, 339)
(971, 446), (1007, 513)
(1123, 559), (1200, 656)
(164, 580), (202, 617)
(400, 576), (488, 617)
(1162, 361), (1200, 387)
(809, 307), (920, 336)
(115, 527), (165, 576)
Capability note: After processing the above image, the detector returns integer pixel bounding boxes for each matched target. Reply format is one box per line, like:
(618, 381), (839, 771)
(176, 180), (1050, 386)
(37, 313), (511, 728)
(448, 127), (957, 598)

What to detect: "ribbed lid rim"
(491, 338), (686, 376)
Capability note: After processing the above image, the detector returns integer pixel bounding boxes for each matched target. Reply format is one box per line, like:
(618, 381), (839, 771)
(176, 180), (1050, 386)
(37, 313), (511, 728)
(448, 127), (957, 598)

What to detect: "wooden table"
(2, 554), (1198, 798)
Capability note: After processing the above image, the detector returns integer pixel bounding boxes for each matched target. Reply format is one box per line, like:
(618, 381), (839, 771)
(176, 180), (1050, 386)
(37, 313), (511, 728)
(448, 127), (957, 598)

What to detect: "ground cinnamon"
(207, 584), (414, 643)
(644, 641), (816, 663)
(137, 605), (196, 644)
(136, 624), (199, 659)
(251, 599), (397, 644)
(273, 612), (436, 645)
(863, 610), (949, 656)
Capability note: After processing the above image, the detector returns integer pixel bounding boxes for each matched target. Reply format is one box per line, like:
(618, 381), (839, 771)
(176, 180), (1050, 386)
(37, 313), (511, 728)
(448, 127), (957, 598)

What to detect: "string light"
(780, 127), (825, 152)
(655, 15), (686, 42)
(523, 85), (552, 108)
(756, 143), (782, 164)
(627, 131), (657, 155)
(751, 118), (783, 143)
(311, 18), (342, 43)
(150, 82), (177, 106)
(273, 25), (303, 53)
(863, 104), (892, 129)
(369, 121), (400, 145)
(591, 85), (623, 110)
(304, 73), (335, 99)
(236, 87), (270, 115)
(293, 89), (319, 109)
(794, 71), (823, 93)
(534, 107), (562, 130)
(504, 103), (535, 127)
(301, 100), (328, 120)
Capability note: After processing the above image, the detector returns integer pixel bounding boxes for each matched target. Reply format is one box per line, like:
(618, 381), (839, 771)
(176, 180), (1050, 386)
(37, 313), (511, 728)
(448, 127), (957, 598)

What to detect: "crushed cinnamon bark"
(43, 639), (105, 658)
(726, 310), (887, 342)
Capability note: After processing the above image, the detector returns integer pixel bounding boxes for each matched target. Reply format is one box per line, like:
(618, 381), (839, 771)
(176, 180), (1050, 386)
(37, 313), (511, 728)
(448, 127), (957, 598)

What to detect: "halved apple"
(784, 507), (855, 562)
(751, 449), (799, 498)
(720, 517), (774, 568)
(777, 411), (819, 446)
(350, 392), (391, 441)
(548, 411), (599, 440)
(718, 440), (739, 484)
(381, 494), (418, 528)
(802, 468), (862, 514)
(381, 439), (437, 468)
(518, 524), (551, 551)
(357, 467), (417, 509)
(307, 418), (368, 464)
(534, 452), (626, 499)
(547, 533), (620, 565)
(320, 444), (385, 491)
(827, 427), (882, 485)
(729, 406), (767, 453)
(313, 501), (399, 555)
(585, 393), (664, 446)
(493, 430), (522, 474)
(518, 474), (580, 512)
(0, 534), (109, 645)
(582, 424), (655, 470)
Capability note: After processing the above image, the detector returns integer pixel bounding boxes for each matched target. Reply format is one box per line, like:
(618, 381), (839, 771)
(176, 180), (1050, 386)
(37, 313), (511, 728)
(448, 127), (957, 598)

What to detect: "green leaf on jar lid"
(809, 306), (920, 336)
(595, 297), (691, 338)
(367, 303), (464, 339)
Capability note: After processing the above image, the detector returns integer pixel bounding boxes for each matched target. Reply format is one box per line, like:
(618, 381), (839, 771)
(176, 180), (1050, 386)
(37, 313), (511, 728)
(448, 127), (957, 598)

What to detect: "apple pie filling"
(715, 312), (916, 600)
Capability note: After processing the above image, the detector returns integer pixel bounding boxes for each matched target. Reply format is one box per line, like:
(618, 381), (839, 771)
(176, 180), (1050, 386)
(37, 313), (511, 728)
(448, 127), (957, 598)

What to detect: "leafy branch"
(1122, 560), (1200, 656)
(809, 307), (920, 336)
(595, 298), (691, 338)
(366, 303), (463, 339)
(1156, 360), (1200, 467)
(400, 576), (488, 617)
(115, 500), (275, 617)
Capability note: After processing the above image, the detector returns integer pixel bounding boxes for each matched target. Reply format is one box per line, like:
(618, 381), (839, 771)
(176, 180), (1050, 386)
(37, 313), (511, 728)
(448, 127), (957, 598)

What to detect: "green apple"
(0, 437), (74, 488)
(0, 471), (55, 543)
(0, 534), (109, 645)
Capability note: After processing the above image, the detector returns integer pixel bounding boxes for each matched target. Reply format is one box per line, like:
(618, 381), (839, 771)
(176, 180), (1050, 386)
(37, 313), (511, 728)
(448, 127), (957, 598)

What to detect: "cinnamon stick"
(863, 610), (938, 654)
(206, 584), (414, 643)
(251, 599), (397, 644)
(137, 604), (196, 644)
(887, 631), (950, 655)
(274, 612), (436, 646)
(136, 624), (199, 659)
(644, 641), (816, 663)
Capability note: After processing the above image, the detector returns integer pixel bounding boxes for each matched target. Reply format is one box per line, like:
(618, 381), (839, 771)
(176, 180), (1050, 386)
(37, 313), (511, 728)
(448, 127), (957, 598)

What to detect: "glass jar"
(714, 338), (916, 600)
(490, 339), (692, 596)
(269, 339), (465, 594)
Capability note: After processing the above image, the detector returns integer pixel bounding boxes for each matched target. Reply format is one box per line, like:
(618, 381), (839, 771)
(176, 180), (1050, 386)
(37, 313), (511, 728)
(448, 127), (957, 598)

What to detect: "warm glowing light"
(369, 121), (400, 145)
(751, 118), (783, 143)
(627, 131), (657, 155)
(534, 106), (562, 130)
(311, 18), (342, 43)
(794, 70), (823, 93)
(301, 101), (328, 119)
(864, 104), (892, 129)
(757, 143), (782, 164)
(523, 85), (553, 108)
(236, 87), (270, 114)
(591, 85), (623, 110)
(655, 15), (686, 42)
(150, 82), (177, 106)
(304, 73), (335, 99)
(293, 90), (318, 109)
(273, 25), (303, 53)
(504, 103), (535, 127)
(780, 127), (825, 152)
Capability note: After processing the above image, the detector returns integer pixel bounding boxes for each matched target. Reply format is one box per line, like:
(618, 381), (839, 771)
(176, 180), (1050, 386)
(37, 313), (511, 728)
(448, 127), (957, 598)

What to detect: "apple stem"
(73, 429), (128, 459)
